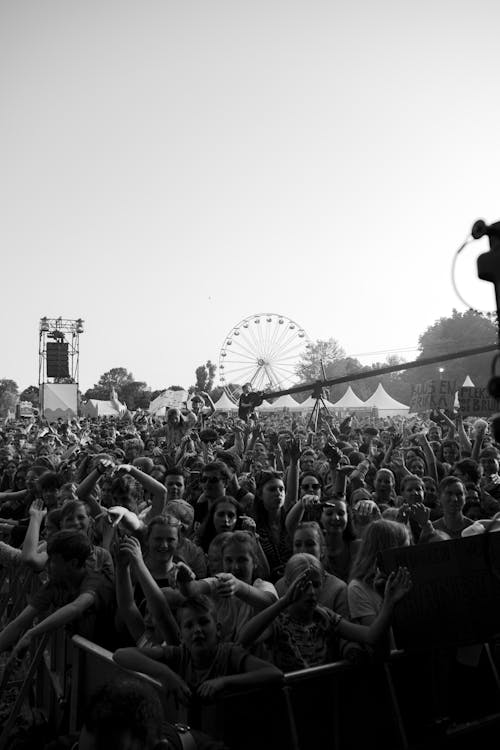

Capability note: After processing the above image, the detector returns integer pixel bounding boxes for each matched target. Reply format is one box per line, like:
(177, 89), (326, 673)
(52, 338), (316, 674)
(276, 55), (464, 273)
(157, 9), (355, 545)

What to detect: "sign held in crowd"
(409, 379), (456, 413)
(457, 386), (498, 417)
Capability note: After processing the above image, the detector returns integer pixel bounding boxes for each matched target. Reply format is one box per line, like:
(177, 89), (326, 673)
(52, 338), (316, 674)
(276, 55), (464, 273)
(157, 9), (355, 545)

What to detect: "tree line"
(1, 310), (496, 414)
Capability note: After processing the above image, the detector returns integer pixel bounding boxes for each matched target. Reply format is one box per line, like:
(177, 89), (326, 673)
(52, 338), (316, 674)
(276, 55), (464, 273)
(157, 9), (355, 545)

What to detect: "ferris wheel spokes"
(218, 313), (309, 390)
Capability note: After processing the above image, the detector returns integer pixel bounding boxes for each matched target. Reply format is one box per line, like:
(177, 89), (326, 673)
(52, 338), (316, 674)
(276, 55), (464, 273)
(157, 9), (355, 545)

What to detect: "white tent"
(299, 395), (337, 410)
(149, 389), (188, 416)
(454, 374), (476, 408)
(213, 392), (238, 411)
(363, 383), (409, 417)
(81, 399), (125, 418)
(331, 386), (365, 409)
(260, 394), (302, 411)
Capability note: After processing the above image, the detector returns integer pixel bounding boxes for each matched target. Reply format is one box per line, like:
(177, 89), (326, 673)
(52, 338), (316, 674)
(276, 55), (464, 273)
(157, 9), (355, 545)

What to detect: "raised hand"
(323, 442), (342, 464)
(288, 437), (302, 463)
(175, 561), (196, 586)
(214, 572), (239, 598)
(391, 433), (403, 450)
(282, 569), (312, 606)
(240, 515), (257, 533)
(395, 503), (410, 525)
(116, 463), (133, 473)
(301, 494), (321, 508)
(118, 535), (144, 565)
(384, 566), (412, 605)
(409, 502), (430, 527)
(29, 499), (47, 524)
(96, 457), (114, 474)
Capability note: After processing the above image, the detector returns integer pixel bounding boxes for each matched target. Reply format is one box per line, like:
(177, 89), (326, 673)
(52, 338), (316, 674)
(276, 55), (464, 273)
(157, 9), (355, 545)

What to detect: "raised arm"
(120, 536), (180, 645)
(414, 433), (438, 485)
(455, 414), (472, 454)
(336, 567), (411, 645)
(20, 500), (48, 571)
(11, 593), (96, 659)
(115, 548), (146, 643)
(284, 438), (301, 513)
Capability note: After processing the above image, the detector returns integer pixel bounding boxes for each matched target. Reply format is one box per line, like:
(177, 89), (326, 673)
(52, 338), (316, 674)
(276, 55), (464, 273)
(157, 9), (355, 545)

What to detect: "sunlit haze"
(1, 0), (498, 393)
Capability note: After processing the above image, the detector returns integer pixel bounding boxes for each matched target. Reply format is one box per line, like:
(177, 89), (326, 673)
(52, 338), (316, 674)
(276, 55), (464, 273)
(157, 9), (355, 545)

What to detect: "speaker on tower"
(46, 343), (70, 378)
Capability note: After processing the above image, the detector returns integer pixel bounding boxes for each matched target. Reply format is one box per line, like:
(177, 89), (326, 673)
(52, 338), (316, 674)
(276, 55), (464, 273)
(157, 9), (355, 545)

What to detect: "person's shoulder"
(324, 571), (347, 591)
(252, 578), (278, 596)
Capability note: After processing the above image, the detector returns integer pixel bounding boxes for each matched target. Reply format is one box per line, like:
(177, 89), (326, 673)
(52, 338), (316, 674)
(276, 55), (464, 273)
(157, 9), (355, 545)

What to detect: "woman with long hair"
(253, 470), (292, 582)
(348, 519), (411, 628)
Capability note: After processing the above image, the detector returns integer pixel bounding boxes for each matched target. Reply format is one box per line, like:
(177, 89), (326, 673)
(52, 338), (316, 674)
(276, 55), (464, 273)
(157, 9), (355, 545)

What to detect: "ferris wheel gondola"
(218, 313), (310, 392)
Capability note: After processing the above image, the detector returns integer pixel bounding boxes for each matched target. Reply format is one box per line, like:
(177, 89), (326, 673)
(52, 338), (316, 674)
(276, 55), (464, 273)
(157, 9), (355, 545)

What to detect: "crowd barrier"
(3, 629), (500, 750)
(2, 561), (500, 749)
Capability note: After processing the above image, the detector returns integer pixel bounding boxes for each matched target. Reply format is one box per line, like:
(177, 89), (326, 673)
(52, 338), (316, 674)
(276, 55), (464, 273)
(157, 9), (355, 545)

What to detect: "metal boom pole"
(262, 343), (498, 401)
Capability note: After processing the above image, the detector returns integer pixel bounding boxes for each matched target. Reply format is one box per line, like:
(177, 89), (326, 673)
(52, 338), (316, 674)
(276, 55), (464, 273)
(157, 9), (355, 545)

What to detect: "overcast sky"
(1, 0), (498, 394)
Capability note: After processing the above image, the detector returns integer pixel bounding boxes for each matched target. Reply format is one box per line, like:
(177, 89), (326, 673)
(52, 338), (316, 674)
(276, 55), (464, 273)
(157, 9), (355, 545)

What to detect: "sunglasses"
(301, 483), (321, 491)
(201, 476), (221, 484)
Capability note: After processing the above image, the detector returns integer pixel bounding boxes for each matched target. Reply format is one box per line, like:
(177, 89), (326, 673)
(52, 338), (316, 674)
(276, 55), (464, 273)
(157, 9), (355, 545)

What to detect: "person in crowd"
(239, 553), (411, 671)
(0, 530), (115, 656)
(347, 519), (411, 656)
(176, 530), (277, 642)
(430, 477), (475, 539)
(113, 594), (282, 713)
(253, 471), (292, 582)
(274, 521), (349, 618)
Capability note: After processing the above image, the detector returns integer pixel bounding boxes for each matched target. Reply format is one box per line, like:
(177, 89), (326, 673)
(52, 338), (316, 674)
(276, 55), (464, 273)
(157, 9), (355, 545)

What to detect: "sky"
(1, 0), (499, 395)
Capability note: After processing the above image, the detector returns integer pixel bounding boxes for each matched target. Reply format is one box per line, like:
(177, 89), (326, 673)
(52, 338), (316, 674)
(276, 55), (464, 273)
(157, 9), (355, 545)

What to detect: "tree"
(84, 367), (152, 409)
(193, 360), (218, 393)
(402, 310), (497, 389)
(296, 339), (346, 383)
(0, 379), (18, 417)
(19, 385), (40, 407)
(322, 357), (367, 402)
(120, 381), (151, 410)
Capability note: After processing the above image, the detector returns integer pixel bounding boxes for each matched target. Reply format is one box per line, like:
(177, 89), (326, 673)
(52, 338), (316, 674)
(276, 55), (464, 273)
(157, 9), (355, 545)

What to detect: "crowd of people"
(1, 388), (500, 748)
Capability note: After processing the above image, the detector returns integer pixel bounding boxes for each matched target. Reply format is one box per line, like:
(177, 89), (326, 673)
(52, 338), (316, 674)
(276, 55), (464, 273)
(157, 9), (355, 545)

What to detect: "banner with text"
(409, 379), (456, 413)
(457, 386), (498, 416)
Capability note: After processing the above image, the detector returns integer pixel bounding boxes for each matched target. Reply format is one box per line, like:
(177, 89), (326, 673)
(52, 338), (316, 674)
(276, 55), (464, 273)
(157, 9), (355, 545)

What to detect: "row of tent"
(214, 384), (411, 418)
(83, 375), (477, 419)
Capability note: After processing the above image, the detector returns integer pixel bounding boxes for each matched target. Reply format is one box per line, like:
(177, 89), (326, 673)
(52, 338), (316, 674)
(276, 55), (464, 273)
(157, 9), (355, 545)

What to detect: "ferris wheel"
(218, 313), (310, 392)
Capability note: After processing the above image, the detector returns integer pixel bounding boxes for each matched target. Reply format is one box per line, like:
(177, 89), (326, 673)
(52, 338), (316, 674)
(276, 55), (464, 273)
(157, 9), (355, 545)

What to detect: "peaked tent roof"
(81, 399), (124, 418)
(331, 386), (365, 408)
(261, 394), (302, 410)
(214, 392), (238, 410)
(363, 383), (409, 409)
(299, 395), (337, 410)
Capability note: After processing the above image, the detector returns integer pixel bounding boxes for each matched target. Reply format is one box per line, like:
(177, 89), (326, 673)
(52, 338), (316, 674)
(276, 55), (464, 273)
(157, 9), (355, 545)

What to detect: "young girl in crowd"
(320, 496), (357, 581)
(274, 521), (349, 618)
(348, 520), (411, 637)
(253, 471), (292, 582)
(178, 531), (277, 642)
(195, 495), (242, 552)
(239, 552), (411, 671)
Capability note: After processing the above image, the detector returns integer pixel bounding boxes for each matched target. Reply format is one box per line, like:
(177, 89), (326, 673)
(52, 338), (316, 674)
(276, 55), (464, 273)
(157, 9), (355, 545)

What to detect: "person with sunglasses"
(192, 460), (231, 526)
